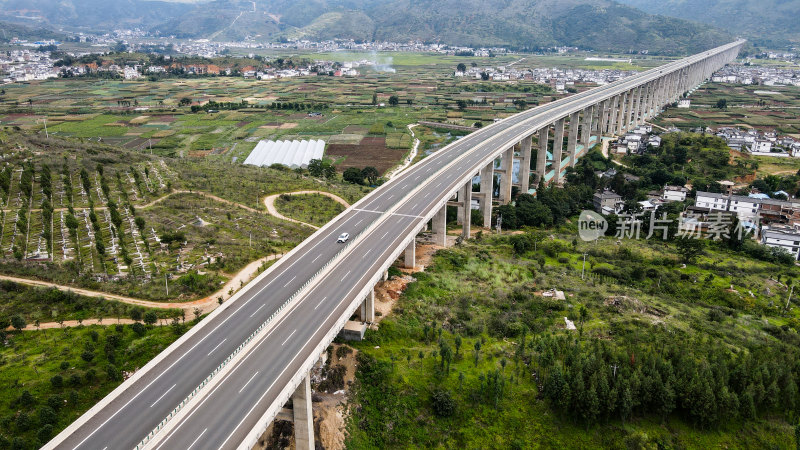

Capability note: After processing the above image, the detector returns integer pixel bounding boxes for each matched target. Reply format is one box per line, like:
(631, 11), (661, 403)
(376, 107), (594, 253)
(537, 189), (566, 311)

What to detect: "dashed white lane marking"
(249, 304), (266, 318)
(341, 270), (351, 282)
(239, 371), (259, 394)
(149, 384), (176, 408)
(282, 275), (297, 288)
(206, 339), (227, 356)
(187, 428), (207, 450)
(311, 254), (322, 263)
(281, 329), (296, 346)
(315, 296), (328, 310)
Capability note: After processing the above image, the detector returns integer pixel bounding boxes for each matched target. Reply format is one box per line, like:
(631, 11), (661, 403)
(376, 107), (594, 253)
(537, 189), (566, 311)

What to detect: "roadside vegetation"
(346, 227), (800, 448)
(273, 193), (345, 227)
(0, 322), (192, 448)
(0, 280), (181, 325)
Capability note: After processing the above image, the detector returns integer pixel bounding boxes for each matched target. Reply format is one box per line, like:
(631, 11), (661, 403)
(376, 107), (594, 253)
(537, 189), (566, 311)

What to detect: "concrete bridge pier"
(404, 238), (416, 269)
(431, 205), (447, 247)
(479, 162), (494, 227)
(598, 99), (609, 135)
(357, 289), (375, 323)
(498, 147), (514, 204)
(551, 118), (565, 185)
(566, 111), (580, 167)
(625, 87), (636, 131)
(535, 127), (549, 185)
(615, 91), (627, 135)
(460, 181), (472, 239)
(607, 95), (619, 135)
(292, 372), (314, 450)
(580, 106), (593, 152)
(518, 136), (532, 194)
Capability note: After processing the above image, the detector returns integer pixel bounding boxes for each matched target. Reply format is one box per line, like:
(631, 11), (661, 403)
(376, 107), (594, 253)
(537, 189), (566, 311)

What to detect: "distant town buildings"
(0, 50), (60, 83)
(711, 64), (800, 87)
(715, 127), (800, 157)
(454, 65), (638, 91)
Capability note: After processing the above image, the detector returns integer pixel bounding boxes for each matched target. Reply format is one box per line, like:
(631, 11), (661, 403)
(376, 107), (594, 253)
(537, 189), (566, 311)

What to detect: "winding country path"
(263, 190), (351, 230)
(0, 254), (280, 315)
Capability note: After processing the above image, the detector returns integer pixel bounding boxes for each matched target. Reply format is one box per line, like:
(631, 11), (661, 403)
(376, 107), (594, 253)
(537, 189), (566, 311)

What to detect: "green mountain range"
(0, 0), (735, 54)
(614, 0), (800, 46)
(0, 20), (65, 42)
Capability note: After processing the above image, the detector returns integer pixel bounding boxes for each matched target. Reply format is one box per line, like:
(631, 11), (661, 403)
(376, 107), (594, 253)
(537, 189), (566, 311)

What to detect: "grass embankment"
(0, 322), (191, 448)
(273, 193), (346, 227)
(345, 230), (800, 449)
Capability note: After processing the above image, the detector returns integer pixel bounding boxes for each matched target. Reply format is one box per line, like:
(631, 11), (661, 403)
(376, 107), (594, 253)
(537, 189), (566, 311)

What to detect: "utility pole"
(165, 274), (169, 296)
(581, 252), (587, 279)
(785, 283), (794, 313)
(43, 118), (48, 139)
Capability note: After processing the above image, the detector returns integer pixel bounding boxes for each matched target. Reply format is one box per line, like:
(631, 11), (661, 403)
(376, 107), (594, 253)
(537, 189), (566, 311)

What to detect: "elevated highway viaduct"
(46, 39), (745, 450)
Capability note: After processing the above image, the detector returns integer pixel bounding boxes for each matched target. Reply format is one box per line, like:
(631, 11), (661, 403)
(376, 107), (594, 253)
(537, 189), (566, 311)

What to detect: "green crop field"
(655, 83), (800, 137)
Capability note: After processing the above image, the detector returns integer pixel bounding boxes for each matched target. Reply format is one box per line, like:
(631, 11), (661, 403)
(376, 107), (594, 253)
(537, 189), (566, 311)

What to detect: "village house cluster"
(692, 190), (800, 259)
(594, 183), (800, 260)
(608, 124), (662, 154)
(0, 49), (60, 83)
(714, 127), (800, 157)
(454, 65), (638, 91)
(711, 64), (800, 86)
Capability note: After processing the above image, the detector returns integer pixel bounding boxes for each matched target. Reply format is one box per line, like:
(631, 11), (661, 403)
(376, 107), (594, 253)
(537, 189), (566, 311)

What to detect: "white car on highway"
(337, 232), (350, 243)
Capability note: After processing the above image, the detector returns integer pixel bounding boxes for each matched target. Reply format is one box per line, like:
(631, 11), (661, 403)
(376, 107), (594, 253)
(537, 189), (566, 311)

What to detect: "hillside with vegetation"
(0, 21), (65, 43)
(615, 0), (800, 46)
(153, 0), (732, 54)
(346, 226), (800, 448)
(0, 0), (732, 54)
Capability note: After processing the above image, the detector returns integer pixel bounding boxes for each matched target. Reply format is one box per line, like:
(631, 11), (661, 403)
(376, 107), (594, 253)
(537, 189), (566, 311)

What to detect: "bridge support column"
(659, 76), (669, 111)
(566, 111), (580, 167)
(551, 118), (565, 184)
(607, 96), (618, 136)
(625, 88), (636, 131)
(358, 289), (375, 323)
(404, 238), (415, 269)
(598, 99), (609, 135)
(431, 205), (447, 247)
(615, 91), (627, 135)
(535, 127), (549, 185)
(460, 181), (471, 239)
(292, 372), (314, 450)
(498, 147), (514, 204)
(519, 135), (532, 194)
(580, 106), (593, 153)
(480, 162), (494, 227)
(638, 84), (649, 123)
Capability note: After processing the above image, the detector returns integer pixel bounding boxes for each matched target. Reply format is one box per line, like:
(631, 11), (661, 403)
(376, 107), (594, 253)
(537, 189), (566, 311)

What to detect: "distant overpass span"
(46, 39), (744, 450)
